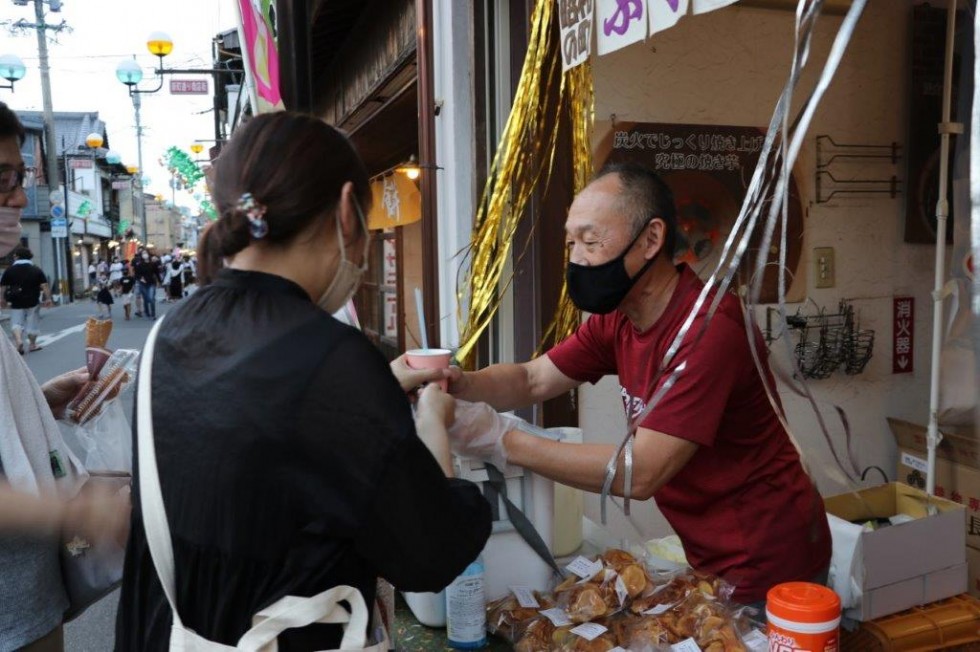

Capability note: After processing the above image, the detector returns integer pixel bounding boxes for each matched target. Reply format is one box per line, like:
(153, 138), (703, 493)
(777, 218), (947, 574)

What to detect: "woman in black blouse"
(115, 113), (492, 650)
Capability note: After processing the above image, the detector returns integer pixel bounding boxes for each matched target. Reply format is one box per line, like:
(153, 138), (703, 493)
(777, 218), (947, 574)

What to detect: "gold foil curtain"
(456, 0), (594, 367)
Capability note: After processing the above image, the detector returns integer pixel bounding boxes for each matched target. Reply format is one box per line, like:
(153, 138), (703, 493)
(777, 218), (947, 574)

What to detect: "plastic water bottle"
(445, 555), (487, 649)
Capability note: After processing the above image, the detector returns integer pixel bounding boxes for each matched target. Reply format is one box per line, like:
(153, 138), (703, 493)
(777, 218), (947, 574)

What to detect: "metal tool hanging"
(815, 135), (903, 203)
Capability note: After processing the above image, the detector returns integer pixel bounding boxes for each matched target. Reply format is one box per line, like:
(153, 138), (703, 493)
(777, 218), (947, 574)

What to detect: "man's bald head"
(590, 163), (677, 257)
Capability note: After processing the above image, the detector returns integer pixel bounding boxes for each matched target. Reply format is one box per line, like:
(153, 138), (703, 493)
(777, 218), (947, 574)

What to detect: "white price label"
(672, 638), (702, 652)
(742, 629), (769, 652)
(565, 556), (603, 580)
(509, 585), (539, 608)
(539, 608), (572, 627)
(615, 575), (629, 605)
(570, 622), (608, 641)
(901, 452), (928, 473)
(643, 602), (676, 615)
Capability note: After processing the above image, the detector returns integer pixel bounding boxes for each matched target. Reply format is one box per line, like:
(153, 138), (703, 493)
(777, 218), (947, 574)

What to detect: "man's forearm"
(503, 430), (632, 496)
(456, 363), (535, 411)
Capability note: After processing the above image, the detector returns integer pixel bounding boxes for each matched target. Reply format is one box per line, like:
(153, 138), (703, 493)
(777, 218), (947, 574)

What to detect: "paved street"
(5, 296), (176, 652)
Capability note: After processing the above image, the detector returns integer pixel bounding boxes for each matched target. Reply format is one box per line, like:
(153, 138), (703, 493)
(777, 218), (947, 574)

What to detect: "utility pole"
(6, 1), (70, 298)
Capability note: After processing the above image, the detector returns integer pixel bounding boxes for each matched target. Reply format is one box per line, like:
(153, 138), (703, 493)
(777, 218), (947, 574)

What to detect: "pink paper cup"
(405, 348), (452, 391)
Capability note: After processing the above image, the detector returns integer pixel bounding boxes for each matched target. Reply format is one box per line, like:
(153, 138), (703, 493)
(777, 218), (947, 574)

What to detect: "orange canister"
(766, 582), (841, 652)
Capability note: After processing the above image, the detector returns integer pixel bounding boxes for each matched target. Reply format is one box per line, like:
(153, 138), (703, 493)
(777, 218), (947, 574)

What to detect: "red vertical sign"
(893, 297), (914, 374)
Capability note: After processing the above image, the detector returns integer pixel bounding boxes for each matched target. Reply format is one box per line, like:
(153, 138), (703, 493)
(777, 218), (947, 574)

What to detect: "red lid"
(766, 582), (841, 623)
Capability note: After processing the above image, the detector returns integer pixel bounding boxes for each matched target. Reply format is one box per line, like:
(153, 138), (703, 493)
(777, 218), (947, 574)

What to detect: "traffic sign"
(51, 215), (67, 238)
(50, 205), (65, 219)
(170, 79), (208, 94)
(49, 189), (64, 205)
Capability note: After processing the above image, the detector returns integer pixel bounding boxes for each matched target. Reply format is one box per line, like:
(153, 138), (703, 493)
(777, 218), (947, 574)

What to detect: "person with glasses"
(0, 101), (130, 652)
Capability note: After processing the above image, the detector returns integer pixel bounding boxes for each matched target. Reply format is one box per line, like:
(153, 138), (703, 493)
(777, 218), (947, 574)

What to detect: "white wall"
(581, 1), (940, 541)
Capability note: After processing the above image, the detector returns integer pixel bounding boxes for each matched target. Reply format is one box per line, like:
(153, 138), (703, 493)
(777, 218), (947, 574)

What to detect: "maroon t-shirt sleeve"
(546, 314), (617, 384)
(641, 313), (748, 447)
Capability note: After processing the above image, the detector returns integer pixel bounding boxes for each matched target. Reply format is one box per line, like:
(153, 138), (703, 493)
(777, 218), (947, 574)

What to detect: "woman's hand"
(415, 384), (456, 428)
(390, 355), (453, 394)
(413, 385), (456, 476)
(41, 368), (88, 420)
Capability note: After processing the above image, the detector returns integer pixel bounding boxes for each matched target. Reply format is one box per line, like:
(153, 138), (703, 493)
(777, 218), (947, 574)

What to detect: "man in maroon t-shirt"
(424, 163), (830, 605)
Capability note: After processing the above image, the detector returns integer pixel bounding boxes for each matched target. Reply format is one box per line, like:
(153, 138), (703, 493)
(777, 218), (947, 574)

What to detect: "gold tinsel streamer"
(455, 1), (594, 367)
(538, 64), (595, 356)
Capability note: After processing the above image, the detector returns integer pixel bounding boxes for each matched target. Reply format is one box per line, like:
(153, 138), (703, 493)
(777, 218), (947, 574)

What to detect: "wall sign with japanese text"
(558, 0), (595, 71)
(893, 296), (914, 374)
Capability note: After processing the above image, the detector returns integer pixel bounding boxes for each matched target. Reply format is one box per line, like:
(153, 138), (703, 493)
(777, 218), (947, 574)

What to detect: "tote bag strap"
(136, 317), (185, 626)
(237, 585), (380, 650)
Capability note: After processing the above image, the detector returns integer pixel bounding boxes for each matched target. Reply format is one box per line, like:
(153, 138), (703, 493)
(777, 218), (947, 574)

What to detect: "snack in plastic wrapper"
(61, 348), (139, 475)
(66, 349), (139, 425)
(514, 616), (557, 652)
(487, 591), (554, 643)
(600, 548), (654, 598)
(552, 623), (618, 651)
(629, 568), (733, 616)
(608, 613), (671, 651)
(555, 568), (627, 623)
(655, 591), (747, 651)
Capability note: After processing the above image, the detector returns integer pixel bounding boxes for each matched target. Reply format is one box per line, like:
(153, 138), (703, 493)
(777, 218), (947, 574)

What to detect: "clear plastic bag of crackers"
(60, 318), (139, 474)
(486, 589), (556, 643)
(554, 548), (656, 625)
(619, 570), (761, 652)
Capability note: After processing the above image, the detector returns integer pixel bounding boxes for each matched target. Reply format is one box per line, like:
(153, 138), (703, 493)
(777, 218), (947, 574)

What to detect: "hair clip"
(238, 192), (269, 239)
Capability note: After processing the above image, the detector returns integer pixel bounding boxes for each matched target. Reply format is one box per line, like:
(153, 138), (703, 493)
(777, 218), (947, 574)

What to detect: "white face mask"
(0, 207), (22, 257)
(317, 198), (370, 314)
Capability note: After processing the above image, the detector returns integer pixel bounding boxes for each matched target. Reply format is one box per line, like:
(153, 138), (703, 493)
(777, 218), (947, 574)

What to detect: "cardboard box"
(825, 482), (968, 620)
(890, 418), (980, 549)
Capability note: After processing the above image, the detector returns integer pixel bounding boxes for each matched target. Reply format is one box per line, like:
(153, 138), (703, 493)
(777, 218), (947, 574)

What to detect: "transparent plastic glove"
(448, 400), (526, 470)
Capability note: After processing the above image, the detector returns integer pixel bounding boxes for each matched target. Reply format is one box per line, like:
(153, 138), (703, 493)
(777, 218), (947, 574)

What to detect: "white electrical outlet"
(814, 247), (835, 288)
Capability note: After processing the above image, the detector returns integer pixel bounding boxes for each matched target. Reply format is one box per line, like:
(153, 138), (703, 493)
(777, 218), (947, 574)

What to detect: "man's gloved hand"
(448, 400), (525, 470)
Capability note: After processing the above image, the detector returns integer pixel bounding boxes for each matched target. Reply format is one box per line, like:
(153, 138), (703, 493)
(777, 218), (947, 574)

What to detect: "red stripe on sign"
(893, 297), (914, 374)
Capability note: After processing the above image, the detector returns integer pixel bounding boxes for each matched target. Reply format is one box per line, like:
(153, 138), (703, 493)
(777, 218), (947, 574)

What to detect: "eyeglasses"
(0, 167), (36, 193)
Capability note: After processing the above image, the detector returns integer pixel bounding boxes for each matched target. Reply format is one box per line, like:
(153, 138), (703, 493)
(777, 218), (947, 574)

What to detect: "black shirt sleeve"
(353, 435), (492, 592)
(292, 328), (492, 592)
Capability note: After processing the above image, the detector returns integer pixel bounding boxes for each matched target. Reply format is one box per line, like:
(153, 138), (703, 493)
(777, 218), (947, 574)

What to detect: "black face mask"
(566, 224), (658, 314)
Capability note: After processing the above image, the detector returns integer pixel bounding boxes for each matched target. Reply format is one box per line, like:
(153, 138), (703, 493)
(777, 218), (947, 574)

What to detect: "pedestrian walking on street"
(96, 258), (108, 283)
(0, 245), (53, 354)
(164, 257), (184, 302)
(95, 280), (114, 320)
(133, 252), (158, 319)
(120, 267), (135, 320)
(109, 256), (124, 292)
(116, 112), (491, 651)
(87, 261), (96, 287)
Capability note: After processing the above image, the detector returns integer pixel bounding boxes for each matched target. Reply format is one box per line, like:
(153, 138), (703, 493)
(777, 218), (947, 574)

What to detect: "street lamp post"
(116, 33), (240, 247)
(0, 54), (27, 91)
